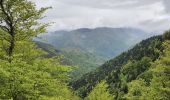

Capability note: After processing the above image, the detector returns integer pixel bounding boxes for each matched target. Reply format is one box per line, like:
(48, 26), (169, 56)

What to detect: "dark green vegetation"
(70, 31), (170, 100)
(0, 0), (169, 100)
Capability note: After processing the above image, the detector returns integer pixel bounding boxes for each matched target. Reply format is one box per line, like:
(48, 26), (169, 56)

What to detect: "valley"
(34, 27), (154, 80)
(0, 0), (169, 99)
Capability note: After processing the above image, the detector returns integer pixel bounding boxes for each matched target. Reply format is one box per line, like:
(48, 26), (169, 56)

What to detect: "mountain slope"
(70, 35), (164, 98)
(35, 41), (105, 80)
(34, 27), (154, 81)
(35, 27), (150, 59)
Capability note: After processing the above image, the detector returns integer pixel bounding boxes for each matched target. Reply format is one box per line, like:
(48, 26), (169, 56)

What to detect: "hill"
(35, 27), (151, 59)
(34, 27), (152, 80)
(70, 34), (165, 98)
(35, 41), (105, 80)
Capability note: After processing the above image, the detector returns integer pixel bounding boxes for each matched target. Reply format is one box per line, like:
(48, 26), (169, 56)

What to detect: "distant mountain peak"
(74, 28), (92, 33)
(35, 27), (152, 59)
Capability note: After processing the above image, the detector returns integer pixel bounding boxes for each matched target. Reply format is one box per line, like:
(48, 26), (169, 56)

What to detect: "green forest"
(0, 0), (169, 100)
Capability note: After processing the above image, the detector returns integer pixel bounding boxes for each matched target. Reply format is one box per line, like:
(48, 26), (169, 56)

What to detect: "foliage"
(35, 41), (105, 81)
(70, 35), (163, 98)
(85, 81), (114, 100)
(122, 57), (151, 82)
(0, 0), (79, 100)
(125, 79), (149, 100)
(125, 40), (170, 100)
(163, 30), (170, 40)
(73, 32), (169, 100)
(0, 1), (169, 100)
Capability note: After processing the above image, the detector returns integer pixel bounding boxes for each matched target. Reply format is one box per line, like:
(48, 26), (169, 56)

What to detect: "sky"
(31, 0), (170, 33)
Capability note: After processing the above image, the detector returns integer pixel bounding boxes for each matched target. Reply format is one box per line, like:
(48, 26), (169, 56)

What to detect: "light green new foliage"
(85, 81), (114, 100)
(125, 79), (149, 100)
(148, 41), (170, 100)
(0, 0), (79, 100)
(125, 40), (170, 100)
(0, 47), (79, 100)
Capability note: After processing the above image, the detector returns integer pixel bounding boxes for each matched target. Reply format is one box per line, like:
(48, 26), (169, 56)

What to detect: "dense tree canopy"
(126, 40), (170, 100)
(0, 0), (169, 100)
(0, 0), (79, 100)
(70, 35), (164, 98)
(71, 30), (170, 100)
(85, 81), (114, 100)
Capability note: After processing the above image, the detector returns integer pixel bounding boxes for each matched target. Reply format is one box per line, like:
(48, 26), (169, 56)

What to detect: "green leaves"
(0, 40), (78, 99)
(0, 0), (79, 99)
(163, 30), (170, 40)
(122, 57), (152, 82)
(126, 40), (170, 100)
(85, 81), (114, 100)
(71, 35), (163, 98)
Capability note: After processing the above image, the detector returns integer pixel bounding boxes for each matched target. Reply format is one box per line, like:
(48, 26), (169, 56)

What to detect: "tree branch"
(0, 25), (9, 32)
(0, 0), (13, 31)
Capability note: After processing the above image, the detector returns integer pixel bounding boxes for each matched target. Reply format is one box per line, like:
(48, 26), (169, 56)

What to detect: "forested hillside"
(34, 27), (152, 81)
(35, 41), (105, 80)
(70, 31), (170, 100)
(35, 27), (150, 59)
(0, 0), (169, 100)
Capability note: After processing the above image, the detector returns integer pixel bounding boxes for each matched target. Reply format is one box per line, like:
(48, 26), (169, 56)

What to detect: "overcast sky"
(31, 0), (170, 33)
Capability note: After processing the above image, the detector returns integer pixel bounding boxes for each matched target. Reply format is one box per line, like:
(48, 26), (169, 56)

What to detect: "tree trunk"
(8, 27), (15, 62)
(0, 0), (15, 62)
(9, 34), (15, 56)
(13, 95), (18, 100)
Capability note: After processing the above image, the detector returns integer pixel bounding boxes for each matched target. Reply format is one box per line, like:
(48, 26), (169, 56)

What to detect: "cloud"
(31, 0), (170, 33)
(163, 0), (170, 13)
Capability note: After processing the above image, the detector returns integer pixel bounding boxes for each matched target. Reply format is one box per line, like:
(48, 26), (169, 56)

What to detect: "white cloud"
(31, 0), (170, 33)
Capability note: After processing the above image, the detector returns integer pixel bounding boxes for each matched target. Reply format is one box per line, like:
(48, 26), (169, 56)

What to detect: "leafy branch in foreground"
(0, 0), (79, 100)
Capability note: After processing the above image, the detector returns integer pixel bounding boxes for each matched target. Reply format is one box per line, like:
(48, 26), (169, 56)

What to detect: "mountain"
(35, 41), (61, 57)
(70, 34), (165, 98)
(34, 27), (153, 80)
(35, 27), (151, 59)
(34, 28), (170, 99)
(35, 41), (105, 80)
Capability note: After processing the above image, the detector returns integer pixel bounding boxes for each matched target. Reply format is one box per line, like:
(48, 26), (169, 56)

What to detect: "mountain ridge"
(70, 35), (164, 98)
(35, 27), (152, 59)
(34, 27), (156, 81)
